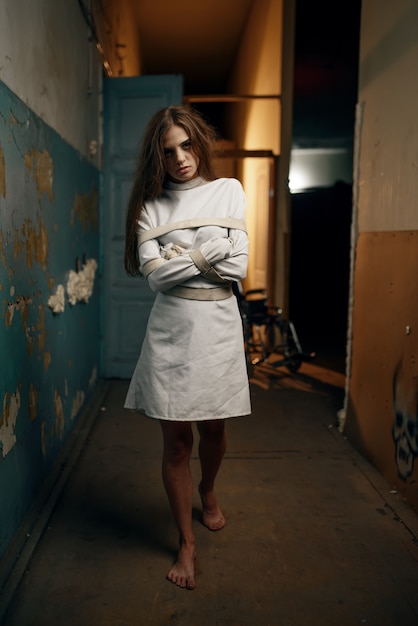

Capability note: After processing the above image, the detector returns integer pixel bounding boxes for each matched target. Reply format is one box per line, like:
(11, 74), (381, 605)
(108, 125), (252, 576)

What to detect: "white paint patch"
(47, 284), (65, 313)
(0, 389), (21, 457)
(67, 258), (97, 306)
(10, 285), (15, 297)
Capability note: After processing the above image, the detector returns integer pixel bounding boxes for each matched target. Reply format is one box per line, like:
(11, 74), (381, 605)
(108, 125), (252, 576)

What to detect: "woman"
(124, 105), (251, 590)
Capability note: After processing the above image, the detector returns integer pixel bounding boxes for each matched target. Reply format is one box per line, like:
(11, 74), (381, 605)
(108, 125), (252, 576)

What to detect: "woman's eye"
(164, 149), (173, 157)
(182, 141), (191, 149)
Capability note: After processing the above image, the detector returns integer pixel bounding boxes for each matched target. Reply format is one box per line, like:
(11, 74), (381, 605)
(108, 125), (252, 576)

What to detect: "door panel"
(253, 161), (269, 289)
(102, 75), (183, 378)
(241, 157), (273, 292)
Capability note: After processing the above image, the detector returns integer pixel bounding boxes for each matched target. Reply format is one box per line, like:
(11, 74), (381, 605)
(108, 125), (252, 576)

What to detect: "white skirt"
(124, 292), (251, 421)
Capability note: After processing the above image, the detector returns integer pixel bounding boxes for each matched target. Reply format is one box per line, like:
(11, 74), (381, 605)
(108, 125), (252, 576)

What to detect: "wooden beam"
(214, 149), (276, 158)
(184, 94), (280, 103)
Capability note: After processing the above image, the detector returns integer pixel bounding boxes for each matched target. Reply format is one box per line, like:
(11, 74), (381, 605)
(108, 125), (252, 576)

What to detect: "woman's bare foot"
(199, 483), (226, 531)
(167, 543), (196, 590)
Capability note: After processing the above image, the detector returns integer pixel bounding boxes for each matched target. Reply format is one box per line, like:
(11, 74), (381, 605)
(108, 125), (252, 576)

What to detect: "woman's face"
(163, 125), (200, 183)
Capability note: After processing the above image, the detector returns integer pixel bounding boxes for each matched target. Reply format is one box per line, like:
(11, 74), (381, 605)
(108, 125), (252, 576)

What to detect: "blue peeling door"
(102, 75), (183, 378)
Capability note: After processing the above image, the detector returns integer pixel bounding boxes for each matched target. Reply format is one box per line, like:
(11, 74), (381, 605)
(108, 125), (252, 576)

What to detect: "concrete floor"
(1, 361), (418, 626)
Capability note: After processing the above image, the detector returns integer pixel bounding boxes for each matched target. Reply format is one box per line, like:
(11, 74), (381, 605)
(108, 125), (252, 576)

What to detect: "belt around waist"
(163, 285), (233, 301)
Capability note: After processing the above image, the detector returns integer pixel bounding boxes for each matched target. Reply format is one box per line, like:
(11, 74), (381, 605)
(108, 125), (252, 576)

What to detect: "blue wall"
(0, 80), (101, 558)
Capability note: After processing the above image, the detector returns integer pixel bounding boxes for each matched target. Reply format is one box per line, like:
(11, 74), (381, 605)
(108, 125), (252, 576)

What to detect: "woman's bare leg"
(160, 420), (196, 590)
(197, 419), (227, 531)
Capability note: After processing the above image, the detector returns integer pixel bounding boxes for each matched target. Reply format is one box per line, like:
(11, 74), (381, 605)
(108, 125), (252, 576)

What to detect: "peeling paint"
(5, 294), (33, 328)
(3, 294), (45, 357)
(29, 383), (38, 422)
(0, 81), (101, 561)
(0, 142), (5, 197)
(24, 148), (54, 201)
(16, 217), (49, 269)
(50, 258), (98, 311)
(71, 390), (85, 420)
(71, 190), (98, 232)
(48, 284), (65, 313)
(67, 258), (97, 305)
(6, 300), (14, 326)
(0, 389), (21, 457)
(53, 390), (65, 439)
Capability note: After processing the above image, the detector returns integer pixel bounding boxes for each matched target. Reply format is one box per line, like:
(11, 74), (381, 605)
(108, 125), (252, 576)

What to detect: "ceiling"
(129, 0), (255, 95)
(122, 0), (361, 148)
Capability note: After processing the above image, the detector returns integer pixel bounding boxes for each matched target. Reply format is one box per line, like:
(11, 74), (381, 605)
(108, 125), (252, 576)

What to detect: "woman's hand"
(199, 236), (232, 264)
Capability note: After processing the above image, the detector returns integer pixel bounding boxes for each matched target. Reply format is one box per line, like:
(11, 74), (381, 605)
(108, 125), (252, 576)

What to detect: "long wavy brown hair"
(124, 105), (219, 276)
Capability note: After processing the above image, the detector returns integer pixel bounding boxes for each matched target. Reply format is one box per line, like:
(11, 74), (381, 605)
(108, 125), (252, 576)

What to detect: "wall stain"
(29, 383), (38, 422)
(71, 190), (98, 232)
(71, 390), (85, 420)
(37, 304), (45, 352)
(14, 217), (48, 269)
(0, 142), (5, 197)
(53, 389), (65, 440)
(0, 388), (21, 457)
(46, 271), (55, 290)
(24, 148), (54, 201)
(3, 295), (46, 357)
(5, 294), (33, 328)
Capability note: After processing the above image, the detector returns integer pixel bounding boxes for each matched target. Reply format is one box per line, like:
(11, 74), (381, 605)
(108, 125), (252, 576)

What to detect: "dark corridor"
(289, 182), (352, 372)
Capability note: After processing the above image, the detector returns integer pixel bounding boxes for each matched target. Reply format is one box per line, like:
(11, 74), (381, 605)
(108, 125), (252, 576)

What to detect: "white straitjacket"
(124, 177), (251, 421)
